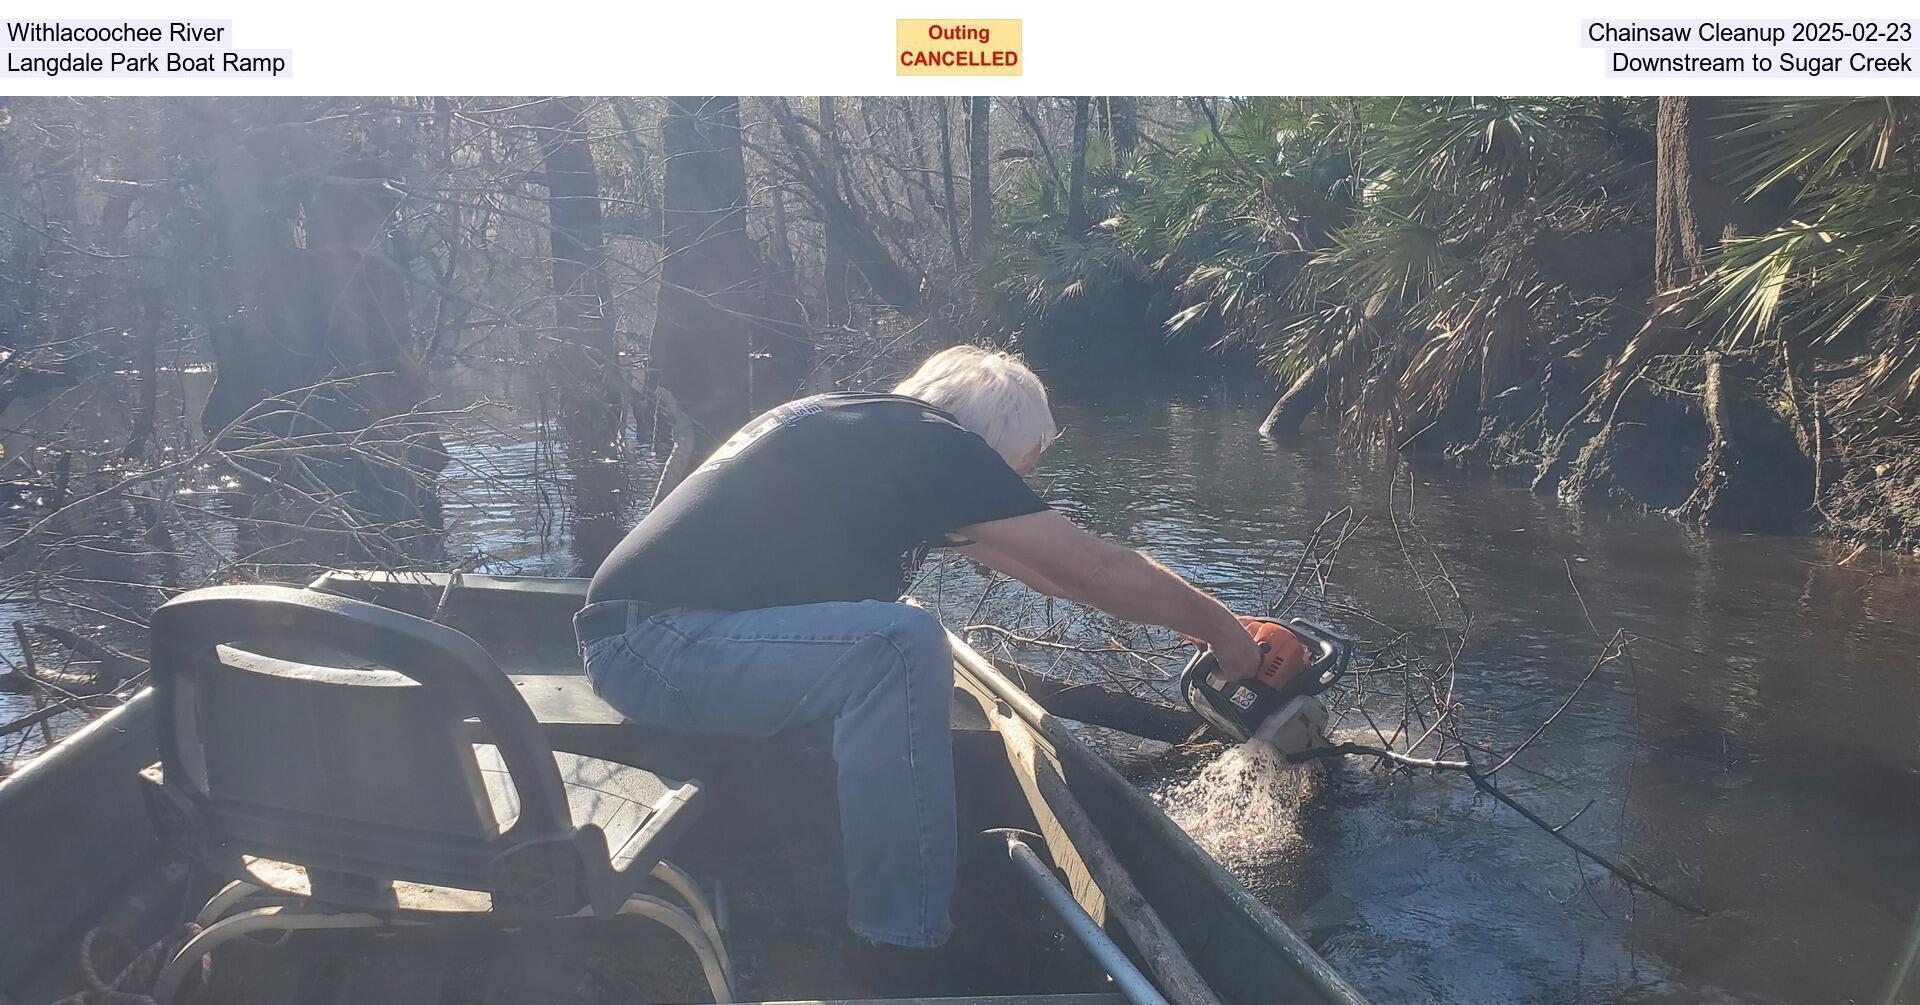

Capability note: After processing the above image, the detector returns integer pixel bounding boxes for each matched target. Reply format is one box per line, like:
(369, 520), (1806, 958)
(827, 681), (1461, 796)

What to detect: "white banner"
(2, 0), (1916, 94)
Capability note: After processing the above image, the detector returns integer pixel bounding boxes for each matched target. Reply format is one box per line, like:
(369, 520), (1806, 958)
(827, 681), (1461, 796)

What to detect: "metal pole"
(990, 829), (1173, 1005)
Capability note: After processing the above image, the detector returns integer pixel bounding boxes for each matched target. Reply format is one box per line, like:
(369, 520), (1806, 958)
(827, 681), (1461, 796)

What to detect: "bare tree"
(819, 97), (852, 327)
(1068, 96), (1092, 235)
(937, 97), (966, 267)
(531, 97), (631, 573)
(968, 97), (992, 265)
(1106, 96), (1139, 159)
(651, 97), (757, 487)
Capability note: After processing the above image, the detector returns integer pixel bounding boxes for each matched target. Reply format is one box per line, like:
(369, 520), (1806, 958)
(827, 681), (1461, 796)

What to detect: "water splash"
(1155, 741), (1318, 869)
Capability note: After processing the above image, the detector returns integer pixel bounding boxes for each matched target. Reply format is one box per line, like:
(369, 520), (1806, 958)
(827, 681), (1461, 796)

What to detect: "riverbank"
(980, 97), (1920, 561)
(1262, 315), (1920, 560)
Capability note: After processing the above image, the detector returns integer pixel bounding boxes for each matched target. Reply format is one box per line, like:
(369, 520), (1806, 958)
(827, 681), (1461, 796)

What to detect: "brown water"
(1022, 381), (1920, 1005)
(4, 366), (1916, 1003)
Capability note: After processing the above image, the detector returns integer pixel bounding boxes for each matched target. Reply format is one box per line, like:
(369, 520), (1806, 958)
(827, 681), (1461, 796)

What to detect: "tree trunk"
(1479, 299), (1530, 409)
(40, 108), (83, 346)
(1107, 96), (1138, 159)
(1654, 97), (1737, 298)
(748, 234), (814, 410)
(770, 184), (797, 282)
(651, 97), (757, 488)
(1067, 97), (1091, 235)
(1015, 98), (1066, 199)
(895, 97), (936, 228)
(533, 97), (631, 575)
(96, 174), (163, 462)
(1260, 335), (1355, 439)
(754, 181), (815, 404)
(968, 97), (992, 264)
(938, 97), (966, 266)
(189, 102), (444, 567)
(1635, 96), (1737, 353)
(819, 97), (851, 327)
(198, 144), (422, 436)
(1549, 95), (1743, 475)
(122, 293), (162, 461)
(769, 99), (923, 313)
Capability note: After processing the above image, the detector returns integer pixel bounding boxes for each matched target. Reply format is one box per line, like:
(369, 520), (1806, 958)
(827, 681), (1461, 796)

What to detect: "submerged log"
(1057, 717), (1177, 776)
(1005, 670), (1197, 744)
(1260, 334), (1352, 440)
(19, 622), (147, 691)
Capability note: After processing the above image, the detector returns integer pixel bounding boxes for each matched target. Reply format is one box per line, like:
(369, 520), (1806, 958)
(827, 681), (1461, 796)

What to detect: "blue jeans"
(578, 598), (957, 948)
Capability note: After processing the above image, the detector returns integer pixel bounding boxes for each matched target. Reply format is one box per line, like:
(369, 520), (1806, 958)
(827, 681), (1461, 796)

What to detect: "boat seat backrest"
(149, 585), (574, 889)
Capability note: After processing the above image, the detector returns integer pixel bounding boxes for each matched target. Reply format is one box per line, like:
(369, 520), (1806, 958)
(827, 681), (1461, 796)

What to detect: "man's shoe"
(842, 935), (970, 998)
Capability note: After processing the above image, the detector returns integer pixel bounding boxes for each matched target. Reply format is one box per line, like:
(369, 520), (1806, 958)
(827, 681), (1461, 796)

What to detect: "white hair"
(893, 346), (1059, 459)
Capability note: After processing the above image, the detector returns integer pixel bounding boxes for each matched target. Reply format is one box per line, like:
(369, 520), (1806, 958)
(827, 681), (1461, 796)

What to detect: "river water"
(1023, 381), (1919, 1005)
(4, 367), (1915, 1003)
(444, 374), (1917, 1004)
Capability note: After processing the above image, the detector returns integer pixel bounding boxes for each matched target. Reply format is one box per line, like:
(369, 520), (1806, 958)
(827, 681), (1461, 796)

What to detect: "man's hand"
(1207, 626), (1265, 682)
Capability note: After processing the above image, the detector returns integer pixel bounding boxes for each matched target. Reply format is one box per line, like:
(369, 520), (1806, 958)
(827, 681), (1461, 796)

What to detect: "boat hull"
(0, 571), (1366, 1005)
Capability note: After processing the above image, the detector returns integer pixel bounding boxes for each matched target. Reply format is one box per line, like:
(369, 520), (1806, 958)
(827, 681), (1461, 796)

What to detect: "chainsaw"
(1180, 617), (1350, 756)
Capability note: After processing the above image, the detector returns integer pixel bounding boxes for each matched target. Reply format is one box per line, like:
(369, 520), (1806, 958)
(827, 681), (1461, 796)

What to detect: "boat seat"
(474, 744), (681, 873)
(136, 585), (739, 1004)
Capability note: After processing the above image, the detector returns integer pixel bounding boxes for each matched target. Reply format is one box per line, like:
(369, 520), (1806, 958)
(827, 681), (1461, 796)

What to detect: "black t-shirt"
(586, 392), (1051, 610)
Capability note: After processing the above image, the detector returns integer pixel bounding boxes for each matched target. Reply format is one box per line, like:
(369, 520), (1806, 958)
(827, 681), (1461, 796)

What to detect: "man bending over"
(576, 346), (1261, 959)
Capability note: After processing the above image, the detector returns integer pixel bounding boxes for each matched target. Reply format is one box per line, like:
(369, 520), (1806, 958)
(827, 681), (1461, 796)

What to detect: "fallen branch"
(1292, 741), (1706, 916)
(964, 622), (1183, 664)
(1484, 630), (1624, 777)
(0, 695), (120, 738)
(1265, 507), (1353, 618)
(19, 622), (149, 691)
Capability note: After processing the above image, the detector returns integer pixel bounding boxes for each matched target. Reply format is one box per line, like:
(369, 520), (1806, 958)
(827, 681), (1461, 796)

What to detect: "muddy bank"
(1385, 324), (1914, 555)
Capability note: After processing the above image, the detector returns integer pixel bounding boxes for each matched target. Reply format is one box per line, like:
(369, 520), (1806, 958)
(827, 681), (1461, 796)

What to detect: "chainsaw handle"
(1185, 618), (1349, 695)
(1283, 618), (1351, 695)
(1182, 618), (1351, 695)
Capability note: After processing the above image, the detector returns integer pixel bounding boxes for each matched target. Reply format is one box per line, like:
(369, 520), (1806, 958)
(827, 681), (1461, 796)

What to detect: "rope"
(45, 923), (202, 1005)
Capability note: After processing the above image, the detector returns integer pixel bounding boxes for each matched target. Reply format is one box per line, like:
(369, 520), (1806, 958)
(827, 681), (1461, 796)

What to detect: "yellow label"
(896, 18), (1022, 75)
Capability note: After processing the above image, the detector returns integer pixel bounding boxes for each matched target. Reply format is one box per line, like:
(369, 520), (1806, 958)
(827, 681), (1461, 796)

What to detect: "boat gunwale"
(945, 630), (1369, 1005)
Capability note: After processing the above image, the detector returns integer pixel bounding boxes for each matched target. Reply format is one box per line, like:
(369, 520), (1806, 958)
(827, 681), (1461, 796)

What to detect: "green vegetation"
(983, 97), (1920, 550)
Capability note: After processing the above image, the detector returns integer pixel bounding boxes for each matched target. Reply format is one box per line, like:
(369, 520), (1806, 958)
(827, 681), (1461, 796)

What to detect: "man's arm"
(953, 510), (1264, 680)
(946, 535), (1069, 597)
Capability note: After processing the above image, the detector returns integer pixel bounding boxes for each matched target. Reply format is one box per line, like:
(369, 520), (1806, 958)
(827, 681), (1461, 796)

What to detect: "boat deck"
(144, 635), (1111, 1004)
(185, 784), (1100, 1005)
